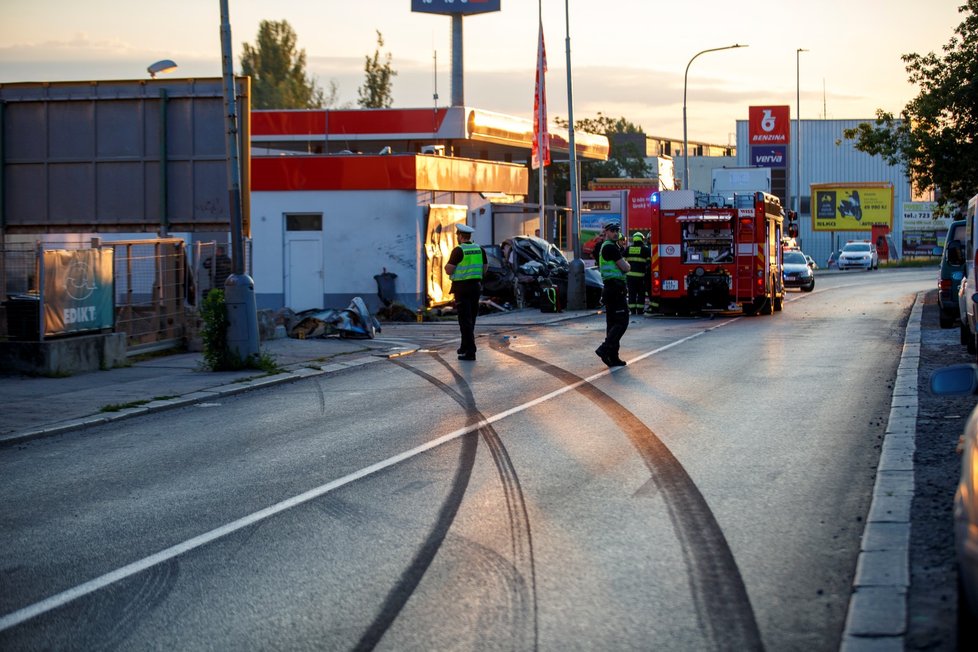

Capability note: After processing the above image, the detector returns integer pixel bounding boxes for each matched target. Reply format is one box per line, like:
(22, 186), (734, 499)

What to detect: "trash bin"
(4, 293), (41, 341)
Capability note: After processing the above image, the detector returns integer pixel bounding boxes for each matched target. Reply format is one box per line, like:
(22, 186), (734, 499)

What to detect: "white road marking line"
(0, 326), (721, 632)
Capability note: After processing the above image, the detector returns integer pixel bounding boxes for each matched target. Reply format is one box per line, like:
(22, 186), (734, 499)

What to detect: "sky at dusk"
(0, 0), (966, 145)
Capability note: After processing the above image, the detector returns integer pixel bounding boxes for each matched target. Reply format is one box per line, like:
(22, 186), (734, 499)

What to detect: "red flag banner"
(532, 21), (550, 170)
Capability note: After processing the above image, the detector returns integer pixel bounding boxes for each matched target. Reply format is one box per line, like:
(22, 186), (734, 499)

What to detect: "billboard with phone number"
(811, 184), (893, 231)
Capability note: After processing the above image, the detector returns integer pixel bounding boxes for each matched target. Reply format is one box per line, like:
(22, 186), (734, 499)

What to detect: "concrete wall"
(0, 332), (127, 375)
(250, 189), (495, 313)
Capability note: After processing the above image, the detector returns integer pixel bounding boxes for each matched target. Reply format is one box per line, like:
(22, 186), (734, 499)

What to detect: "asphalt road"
(0, 268), (948, 650)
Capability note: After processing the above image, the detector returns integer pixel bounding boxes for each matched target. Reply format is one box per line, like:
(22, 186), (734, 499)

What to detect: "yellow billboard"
(811, 184), (893, 231)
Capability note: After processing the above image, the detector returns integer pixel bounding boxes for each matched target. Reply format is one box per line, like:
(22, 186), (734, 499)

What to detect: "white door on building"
(284, 214), (323, 311)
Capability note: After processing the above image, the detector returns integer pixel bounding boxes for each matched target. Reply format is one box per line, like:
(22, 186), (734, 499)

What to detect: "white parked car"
(837, 241), (879, 271)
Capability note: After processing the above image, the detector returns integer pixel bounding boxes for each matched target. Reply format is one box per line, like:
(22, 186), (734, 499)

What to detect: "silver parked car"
(837, 241), (879, 271)
(930, 364), (978, 620)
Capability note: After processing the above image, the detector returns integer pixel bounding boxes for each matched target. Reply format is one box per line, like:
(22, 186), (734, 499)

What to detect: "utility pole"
(219, 0), (259, 361)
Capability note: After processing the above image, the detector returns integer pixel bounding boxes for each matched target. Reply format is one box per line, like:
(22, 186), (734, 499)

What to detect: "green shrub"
(200, 289), (235, 370)
(200, 289), (281, 372)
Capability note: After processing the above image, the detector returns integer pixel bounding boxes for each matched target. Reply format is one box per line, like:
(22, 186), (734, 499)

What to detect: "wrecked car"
(483, 236), (604, 310)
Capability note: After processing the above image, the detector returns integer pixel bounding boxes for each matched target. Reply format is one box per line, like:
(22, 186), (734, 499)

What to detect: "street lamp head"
(147, 59), (178, 79)
(681, 43), (749, 190)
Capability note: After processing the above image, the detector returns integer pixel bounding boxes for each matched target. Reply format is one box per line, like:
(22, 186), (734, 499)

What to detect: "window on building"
(286, 214), (322, 231)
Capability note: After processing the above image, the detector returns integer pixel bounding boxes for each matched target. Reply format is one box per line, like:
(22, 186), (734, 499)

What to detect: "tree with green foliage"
(358, 31), (397, 109)
(241, 19), (330, 109)
(550, 113), (652, 201)
(842, 1), (978, 212)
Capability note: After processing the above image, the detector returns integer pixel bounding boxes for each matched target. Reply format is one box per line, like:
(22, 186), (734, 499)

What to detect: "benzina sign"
(411, 0), (501, 14)
(748, 106), (790, 145)
(811, 184), (893, 231)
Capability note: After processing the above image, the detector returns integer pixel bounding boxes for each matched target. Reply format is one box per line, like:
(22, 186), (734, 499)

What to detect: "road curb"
(0, 357), (379, 449)
(840, 291), (923, 651)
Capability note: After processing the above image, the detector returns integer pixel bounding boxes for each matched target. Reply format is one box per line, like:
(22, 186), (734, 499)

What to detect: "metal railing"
(2, 238), (189, 349)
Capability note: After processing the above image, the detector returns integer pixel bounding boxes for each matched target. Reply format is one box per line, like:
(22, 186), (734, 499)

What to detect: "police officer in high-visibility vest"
(625, 232), (651, 314)
(594, 222), (630, 367)
(445, 223), (487, 361)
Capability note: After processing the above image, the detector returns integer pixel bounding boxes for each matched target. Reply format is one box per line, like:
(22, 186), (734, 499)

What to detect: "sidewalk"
(0, 308), (595, 447)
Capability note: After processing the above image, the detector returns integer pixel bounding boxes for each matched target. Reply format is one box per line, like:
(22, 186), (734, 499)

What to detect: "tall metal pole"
(220, 0), (244, 277)
(565, 0), (585, 310)
(219, 0), (259, 360)
(796, 48), (808, 216)
(565, 0), (579, 260)
(537, 0), (545, 235)
(451, 15), (463, 106)
(682, 44), (747, 190)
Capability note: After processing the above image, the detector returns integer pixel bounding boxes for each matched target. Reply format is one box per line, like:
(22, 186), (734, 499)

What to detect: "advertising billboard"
(748, 106), (790, 145)
(411, 0), (501, 14)
(0, 78), (250, 234)
(42, 248), (114, 337)
(902, 202), (949, 231)
(902, 201), (951, 257)
(811, 184), (893, 231)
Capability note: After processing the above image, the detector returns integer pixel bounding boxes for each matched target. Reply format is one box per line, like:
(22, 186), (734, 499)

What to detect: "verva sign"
(749, 106), (790, 145)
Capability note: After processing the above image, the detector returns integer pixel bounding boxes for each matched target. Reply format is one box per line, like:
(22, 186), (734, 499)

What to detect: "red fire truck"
(648, 190), (786, 316)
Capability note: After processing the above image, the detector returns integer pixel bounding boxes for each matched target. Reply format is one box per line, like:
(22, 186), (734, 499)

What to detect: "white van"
(959, 194), (978, 358)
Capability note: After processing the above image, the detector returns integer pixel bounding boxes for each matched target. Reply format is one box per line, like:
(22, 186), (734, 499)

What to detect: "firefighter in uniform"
(594, 222), (630, 367)
(445, 223), (487, 361)
(624, 232), (651, 314)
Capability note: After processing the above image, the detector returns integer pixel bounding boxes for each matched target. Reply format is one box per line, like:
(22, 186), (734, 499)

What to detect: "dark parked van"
(940, 219), (967, 328)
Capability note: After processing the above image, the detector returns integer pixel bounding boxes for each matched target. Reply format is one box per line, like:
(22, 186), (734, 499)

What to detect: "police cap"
(455, 223), (475, 234)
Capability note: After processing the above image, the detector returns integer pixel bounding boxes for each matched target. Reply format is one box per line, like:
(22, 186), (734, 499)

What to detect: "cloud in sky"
(0, 0), (963, 144)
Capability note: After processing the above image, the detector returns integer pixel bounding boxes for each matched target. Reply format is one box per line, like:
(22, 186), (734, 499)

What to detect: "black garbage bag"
(374, 269), (398, 307)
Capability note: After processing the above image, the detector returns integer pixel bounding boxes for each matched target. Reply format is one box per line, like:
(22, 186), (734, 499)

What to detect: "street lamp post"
(682, 44), (747, 190)
(564, 0), (586, 310)
(796, 48), (808, 216)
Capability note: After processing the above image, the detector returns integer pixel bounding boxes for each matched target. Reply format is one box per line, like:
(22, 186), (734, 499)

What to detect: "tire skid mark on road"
(351, 355), (538, 652)
(489, 338), (764, 652)
(427, 356), (539, 652)
(76, 559), (179, 651)
(0, 320), (723, 636)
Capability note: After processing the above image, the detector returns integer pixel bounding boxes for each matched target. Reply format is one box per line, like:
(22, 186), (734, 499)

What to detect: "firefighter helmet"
(632, 232), (645, 242)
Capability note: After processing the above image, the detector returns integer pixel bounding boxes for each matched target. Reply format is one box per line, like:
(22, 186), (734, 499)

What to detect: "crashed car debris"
(281, 297), (382, 339)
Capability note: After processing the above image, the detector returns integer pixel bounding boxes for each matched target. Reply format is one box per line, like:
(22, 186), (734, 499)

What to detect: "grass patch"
(100, 395), (179, 412)
(100, 399), (151, 413)
(884, 258), (939, 268)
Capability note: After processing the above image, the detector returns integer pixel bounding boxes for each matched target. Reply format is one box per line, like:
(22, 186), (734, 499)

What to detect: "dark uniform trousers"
(600, 278), (629, 357)
(626, 275), (647, 313)
(455, 285), (481, 356)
